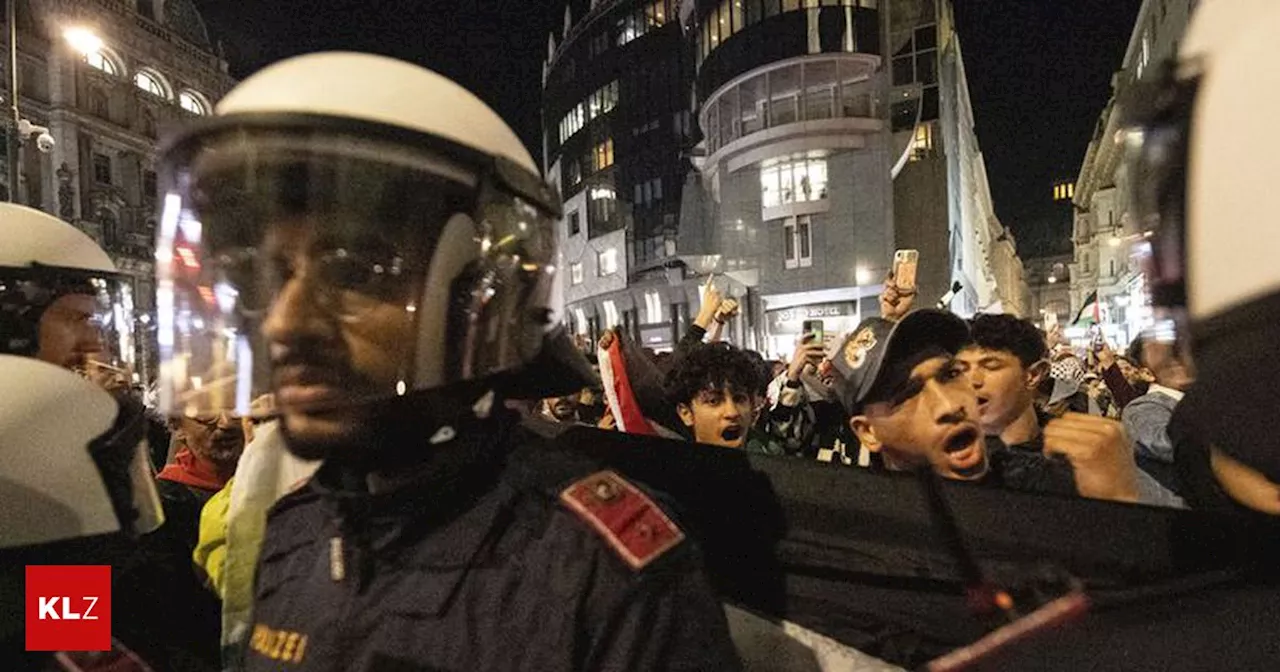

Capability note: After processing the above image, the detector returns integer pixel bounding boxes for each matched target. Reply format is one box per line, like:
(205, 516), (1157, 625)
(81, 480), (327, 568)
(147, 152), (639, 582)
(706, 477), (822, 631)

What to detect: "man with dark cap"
(828, 310), (1163, 503)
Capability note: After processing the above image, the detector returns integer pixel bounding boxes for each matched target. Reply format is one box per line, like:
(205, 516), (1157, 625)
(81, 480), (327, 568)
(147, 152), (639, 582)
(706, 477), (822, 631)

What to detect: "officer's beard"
(279, 380), (497, 472)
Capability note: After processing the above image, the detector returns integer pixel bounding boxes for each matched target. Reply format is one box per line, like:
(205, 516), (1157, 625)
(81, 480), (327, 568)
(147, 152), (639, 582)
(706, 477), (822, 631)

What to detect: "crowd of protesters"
(544, 276), (1188, 509)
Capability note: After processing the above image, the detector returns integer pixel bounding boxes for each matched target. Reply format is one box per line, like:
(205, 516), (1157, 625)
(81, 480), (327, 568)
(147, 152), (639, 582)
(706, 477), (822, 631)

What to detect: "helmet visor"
(156, 124), (557, 419)
(0, 265), (140, 387)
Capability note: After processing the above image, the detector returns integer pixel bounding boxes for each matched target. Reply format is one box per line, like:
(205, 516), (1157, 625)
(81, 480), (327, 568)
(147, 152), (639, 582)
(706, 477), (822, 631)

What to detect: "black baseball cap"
(828, 309), (971, 414)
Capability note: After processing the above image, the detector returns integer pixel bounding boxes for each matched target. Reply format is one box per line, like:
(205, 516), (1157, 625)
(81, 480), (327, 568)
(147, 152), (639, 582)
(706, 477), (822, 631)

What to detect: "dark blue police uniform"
(242, 413), (741, 671)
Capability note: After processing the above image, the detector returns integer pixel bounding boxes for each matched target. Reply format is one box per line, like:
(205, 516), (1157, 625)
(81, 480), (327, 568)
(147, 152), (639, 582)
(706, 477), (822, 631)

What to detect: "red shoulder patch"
(560, 470), (686, 570)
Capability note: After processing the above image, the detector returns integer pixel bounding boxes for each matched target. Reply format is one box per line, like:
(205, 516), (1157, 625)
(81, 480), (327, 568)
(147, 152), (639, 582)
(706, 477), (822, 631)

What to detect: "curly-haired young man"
(665, 342), (776, 452)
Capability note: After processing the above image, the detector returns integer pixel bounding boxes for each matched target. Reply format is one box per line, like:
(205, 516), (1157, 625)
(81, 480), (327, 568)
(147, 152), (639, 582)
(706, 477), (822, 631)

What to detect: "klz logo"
(25, 565), (111, 651)
(38, 596), (101, 620)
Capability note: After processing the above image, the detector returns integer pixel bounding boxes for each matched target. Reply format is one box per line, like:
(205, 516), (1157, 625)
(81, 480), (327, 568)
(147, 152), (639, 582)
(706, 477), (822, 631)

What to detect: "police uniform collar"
(310, 407), (518, 515)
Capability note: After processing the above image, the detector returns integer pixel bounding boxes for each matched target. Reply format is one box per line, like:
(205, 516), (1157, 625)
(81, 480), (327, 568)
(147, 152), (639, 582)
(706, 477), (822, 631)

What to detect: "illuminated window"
(589, 186), (617, 227)
(559, 103), (586, 144)
(135, 70), (168, 98)
(1137, 33), (1151, 79)
(618, 0), (669, 46)
(559, 81), (618, 144)
(178, 91), (207, 115)
(598, 248), (619, 276)
(644, 291), (663, 323)
(761, 156), (828, 207)
(603, 299), (620, 327)
(84, 50), (119, 76)
(593, 138), (614, 171)
(571, 262), (584, 285)
(1053, 182), (1075, 201)
(587, 81), (618, 119)
(573, 307), (588, 335)
(910, 123), (934, 161)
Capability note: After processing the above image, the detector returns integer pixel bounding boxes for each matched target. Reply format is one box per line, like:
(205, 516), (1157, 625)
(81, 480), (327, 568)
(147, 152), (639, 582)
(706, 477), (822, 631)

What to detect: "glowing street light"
(63, 27), (104, 57)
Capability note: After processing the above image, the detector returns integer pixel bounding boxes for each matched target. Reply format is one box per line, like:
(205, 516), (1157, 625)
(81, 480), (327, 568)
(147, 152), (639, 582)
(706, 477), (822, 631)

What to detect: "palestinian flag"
(1072, 290), (1102, 326)
(597, 327), (685, 437)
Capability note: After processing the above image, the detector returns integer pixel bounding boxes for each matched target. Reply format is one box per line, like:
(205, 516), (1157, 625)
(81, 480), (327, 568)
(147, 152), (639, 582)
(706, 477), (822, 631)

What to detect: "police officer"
(0, 204), (165, 669)
(1119, 0), (1280, 518)
(153, 53), (740, 671)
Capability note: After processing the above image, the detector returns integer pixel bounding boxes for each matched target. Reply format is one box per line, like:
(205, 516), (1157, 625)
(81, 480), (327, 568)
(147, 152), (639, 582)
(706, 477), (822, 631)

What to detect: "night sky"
(194, 0), (1141, 259)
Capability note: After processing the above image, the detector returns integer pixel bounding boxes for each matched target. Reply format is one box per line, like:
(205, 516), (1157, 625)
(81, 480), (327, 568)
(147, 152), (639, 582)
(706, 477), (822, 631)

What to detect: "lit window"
(603, 300), (620, 327)
(586, 81), (618, 120)
(560, 103), (586, 144)
(178, 91), (207, 115)
(644, 291), (663, 323)
(134, 70), (167, 98)
(911, 123), (934, 161)
(573, 307), (589, 335)
(589, 187), (617, 228)
(761, 157), (828, 207)
(593, 138), (614, 171)
(84, 50), (119, 76)
(618, 1), (668, 49)
(598, 248), (619, 276)
(1137, 33), (1151, 79)
(571, 262), (584, 285)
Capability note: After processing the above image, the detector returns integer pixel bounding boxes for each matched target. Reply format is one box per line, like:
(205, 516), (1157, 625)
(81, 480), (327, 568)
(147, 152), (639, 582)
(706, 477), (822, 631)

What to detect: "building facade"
(1024, 253), (1073, 330)
(542, 0), (1025, 356)
(682, 0), (1022, 356)
(542, 0), (709, 351)
(1070, 0), (1193, 347)
(5, 0), (236, 378)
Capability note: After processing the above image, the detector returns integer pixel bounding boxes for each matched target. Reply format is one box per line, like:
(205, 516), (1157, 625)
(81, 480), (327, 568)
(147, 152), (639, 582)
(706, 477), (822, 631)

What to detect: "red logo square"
(25, 565), (111, 652)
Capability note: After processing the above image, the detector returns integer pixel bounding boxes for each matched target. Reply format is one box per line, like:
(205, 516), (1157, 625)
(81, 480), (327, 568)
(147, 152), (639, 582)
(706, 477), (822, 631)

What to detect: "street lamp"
(63, 27), (104, 57)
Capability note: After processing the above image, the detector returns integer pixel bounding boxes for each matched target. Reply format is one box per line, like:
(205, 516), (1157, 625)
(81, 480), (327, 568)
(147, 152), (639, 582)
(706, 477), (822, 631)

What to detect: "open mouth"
(720, 425), (745, 443)
(942, 426), (984, 473)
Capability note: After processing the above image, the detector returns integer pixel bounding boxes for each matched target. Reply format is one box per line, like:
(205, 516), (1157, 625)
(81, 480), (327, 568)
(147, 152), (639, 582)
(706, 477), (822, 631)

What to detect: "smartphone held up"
(892, 249), (919, 294)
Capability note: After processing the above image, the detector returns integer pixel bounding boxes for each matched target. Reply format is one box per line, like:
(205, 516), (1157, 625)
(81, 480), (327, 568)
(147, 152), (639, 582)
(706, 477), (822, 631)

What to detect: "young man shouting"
(829, 310), (1179, 505)
(665, 342), (783, 454)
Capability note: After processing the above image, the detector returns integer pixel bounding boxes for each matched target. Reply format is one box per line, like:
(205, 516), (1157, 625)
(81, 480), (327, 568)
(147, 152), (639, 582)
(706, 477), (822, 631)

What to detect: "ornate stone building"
(1070, 0), (1193, 347)
(6, 0), (234, 310)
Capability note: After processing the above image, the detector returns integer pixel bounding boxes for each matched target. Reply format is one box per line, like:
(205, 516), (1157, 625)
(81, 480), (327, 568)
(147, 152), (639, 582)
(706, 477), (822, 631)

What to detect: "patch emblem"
(560, 470), (685, 570)
(843, 327), (878, 370)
